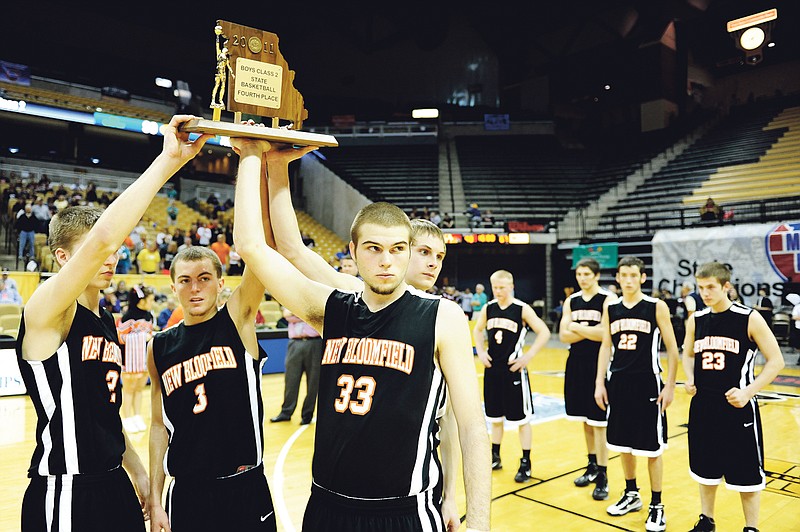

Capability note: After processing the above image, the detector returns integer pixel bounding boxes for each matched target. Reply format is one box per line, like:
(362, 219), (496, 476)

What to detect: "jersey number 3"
(335, 374), (376, 415)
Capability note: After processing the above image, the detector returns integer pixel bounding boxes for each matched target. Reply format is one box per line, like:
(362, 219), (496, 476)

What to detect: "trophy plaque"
(180, 20), (338, 148)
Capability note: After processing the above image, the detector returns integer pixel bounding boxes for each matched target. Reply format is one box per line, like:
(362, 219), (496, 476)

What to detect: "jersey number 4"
(334, 374), (376, 415)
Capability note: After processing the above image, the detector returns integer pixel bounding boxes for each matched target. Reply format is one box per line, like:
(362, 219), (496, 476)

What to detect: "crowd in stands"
(408, 206), (455, 229)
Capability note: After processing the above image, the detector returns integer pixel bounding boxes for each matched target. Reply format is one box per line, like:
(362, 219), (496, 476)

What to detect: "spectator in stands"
(85, 182), (98, 204)
(162, 240), (178, 273)
(115, 242), (132, 274)
(2, 267), (19, 293)
(466, 203), (481, 228)
(156, 297), (177, 330)
(100, 288), (122, 314)
(0, 278), (23, 305)
(471, 283), (488, 314)
(15, 204), (37, 260)
(727, 286), (743, 304)
(136, 240), (161, 275)
(430, 210), (442, 227)
(53, 193), (69, 212)
(207, 192), (220, 207)
(166, 199), (179, 227)
(217, 287), (233, 307)
(441, 213), (455, 228)
(481, 210), (496, 228)
(753, 289), (774, 329)
(177, 235), (193, 253)
(228, 245), (243, 275)
(210, 234), (231, 274)
(338, 256), (358, 277)
(301, 231), (315, 248)
(31, 197), (52, 234)
(459, 287), (474, 319)
(196, 223), (212, 247)
(699, 197), (722, 222)
(606, 283), (620, 297)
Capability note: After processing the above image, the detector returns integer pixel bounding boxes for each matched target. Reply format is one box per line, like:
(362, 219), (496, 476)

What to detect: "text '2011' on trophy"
(180, 20), (338, 148)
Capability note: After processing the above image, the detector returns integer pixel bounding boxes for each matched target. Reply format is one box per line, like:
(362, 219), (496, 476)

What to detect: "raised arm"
(23, 116), (211, 356)
(265, 144), (363, 291)
(232, 140), (333, 333)
(509, 304), (551, 372)
(226, 157), (271, 356)
(437, 300), (491, 531)
(147, 340), (172, 532)
(655, 299), (679, 411)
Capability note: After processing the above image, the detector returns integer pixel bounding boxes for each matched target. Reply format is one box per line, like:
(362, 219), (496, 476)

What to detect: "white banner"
(0, 348), (26, 396)
(652, 221), (800, 303)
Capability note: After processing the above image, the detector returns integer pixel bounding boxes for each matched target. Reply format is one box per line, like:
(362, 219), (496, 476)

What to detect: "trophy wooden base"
(179, 119), (338, 148)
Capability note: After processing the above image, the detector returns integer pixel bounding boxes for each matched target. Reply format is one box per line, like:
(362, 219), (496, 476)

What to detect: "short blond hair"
(490, 270), (514, 283)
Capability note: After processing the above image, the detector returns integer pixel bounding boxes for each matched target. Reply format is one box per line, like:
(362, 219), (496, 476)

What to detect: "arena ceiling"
(3, 0), (797, 117)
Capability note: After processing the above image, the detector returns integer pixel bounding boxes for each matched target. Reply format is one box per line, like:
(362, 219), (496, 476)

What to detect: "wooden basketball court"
(2, 342), (799, 531)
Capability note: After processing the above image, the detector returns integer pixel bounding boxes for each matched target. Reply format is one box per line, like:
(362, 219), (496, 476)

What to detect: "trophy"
(180, 20), (338, 148)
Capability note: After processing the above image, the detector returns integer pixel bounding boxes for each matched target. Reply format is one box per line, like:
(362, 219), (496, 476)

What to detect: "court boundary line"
(273, 424), (311, 532)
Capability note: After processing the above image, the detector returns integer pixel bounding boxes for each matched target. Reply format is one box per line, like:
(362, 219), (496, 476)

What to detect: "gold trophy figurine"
(180, 20), (338, 148)
(210, 25), (234, 121)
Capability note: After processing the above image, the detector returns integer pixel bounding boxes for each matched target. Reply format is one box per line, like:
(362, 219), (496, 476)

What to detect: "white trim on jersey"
(730, 302), (752, 315)
(507, 323), (528, 363)
(162, 401), (175, 476)
(246, 352), (263, 466)
(739, 347), (757, 390)
(650, 327), (663, 375)
(29, 359), (56, 476)
(44, 475), (56, 531)
(55, 342), (80, 474)
(59, 474), (73, 531)
(416, 489), (444, 532)
(409, 363), (444, 496)
(407, 285), (442, 300)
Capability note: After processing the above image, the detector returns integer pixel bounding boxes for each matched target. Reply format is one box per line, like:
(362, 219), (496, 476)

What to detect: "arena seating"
(316, 144), (439, 214)
(590, 98), (799, 240)
(454, 132), (672, 226)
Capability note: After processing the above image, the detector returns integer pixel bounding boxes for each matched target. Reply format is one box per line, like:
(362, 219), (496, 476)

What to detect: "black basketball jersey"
(152, 305), (266, 479)
(315, 287), (444, 499)
(608, 296), (662, 374)
(568, 289), (613, 358)
(16, 304), (125, 476)
(692, 303), (758, 395)
(485, 299), (527, 365)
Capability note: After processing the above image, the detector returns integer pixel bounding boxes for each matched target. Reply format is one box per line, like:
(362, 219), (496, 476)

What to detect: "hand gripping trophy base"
(179, 119), (338, 148)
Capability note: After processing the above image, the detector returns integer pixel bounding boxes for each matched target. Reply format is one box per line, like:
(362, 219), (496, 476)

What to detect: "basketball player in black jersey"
(16, 115), (211, 532)
(147, 246), (274, 532)
(559, 258), (615, 500)
(232, 138), (491, 532)
(594, 256), (679, 532)
(263, 140), (463, 530)
(473, 269), (551, 483)
(683, 262), (784, 532)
